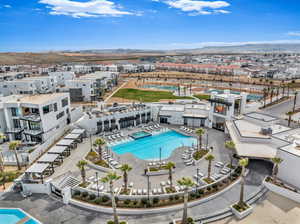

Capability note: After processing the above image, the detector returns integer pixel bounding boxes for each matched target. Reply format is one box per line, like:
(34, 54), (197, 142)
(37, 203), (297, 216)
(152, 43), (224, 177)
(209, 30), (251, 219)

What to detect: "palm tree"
(76, 160), (88, 184)
(0, 133), (6, 172)
(238, 158), (249, 208)
(270, 87), (274, 103)
(93, 138), (106, 160)
(225, 141), (235, 178)
(120, 164), (132, 192)
(271, 157), (283, 183)
(166, 161), (175, 190)
(263, 88), (268, 107)
(101, 172), (121, 224)
(9, 141), (21, 170)
(195, 128), (205, 151)
(287, 111), (293, 127)
(276, 86), (280, 101)
(205, 154), (215, 180)
(293, 92), (298, 113)
(177, 177), (195, 224)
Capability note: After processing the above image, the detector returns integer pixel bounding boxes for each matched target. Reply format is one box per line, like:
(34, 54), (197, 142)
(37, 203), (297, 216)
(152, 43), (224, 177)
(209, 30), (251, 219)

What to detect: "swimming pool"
(205, 89), (262, 101)
(142, 84), (178, 92)
(130, 131), (152, 139)
(111, 130), (196, 160)
(0, 208), (41, 224)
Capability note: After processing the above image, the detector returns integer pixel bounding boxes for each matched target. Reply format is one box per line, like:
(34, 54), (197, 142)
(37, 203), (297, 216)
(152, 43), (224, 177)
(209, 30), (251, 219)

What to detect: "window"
(61, 98), (68, 107)
(53, 103), (58, 112)
(56, 111), (65, 120)
(43, 105), (52, 114)
(11, 108), (18, 116)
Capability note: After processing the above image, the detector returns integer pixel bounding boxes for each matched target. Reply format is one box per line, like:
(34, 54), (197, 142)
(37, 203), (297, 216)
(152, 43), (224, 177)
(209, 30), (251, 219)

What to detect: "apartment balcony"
(23, 129), (43, 136)
(19, 114), (41, 122)
(5, 128), (24, 134)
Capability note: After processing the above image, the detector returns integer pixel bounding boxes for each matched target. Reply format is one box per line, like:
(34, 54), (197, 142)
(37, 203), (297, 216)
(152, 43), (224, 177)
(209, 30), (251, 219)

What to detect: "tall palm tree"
(166, 161), (175, 190)
(271, 157), (283, 183)
(9, 141), (21, 171)
(177, 177), (195, 224)
(93, 138), (106, 160)
(76, 160), (88, 184)
(270, 87), (274, 103)
(205, 154), (215, 180)
(293, 92), (298, 113)
(0, 133), (6, 172)
(238, 158), (249, 207)
(195, 128), (205, 151)
(101, 172), (121, 224)
(120, 164), (132, 192)
(287, 111), (293, 127)
(225, 141), (235, 177)
(263, 88), (268, 108)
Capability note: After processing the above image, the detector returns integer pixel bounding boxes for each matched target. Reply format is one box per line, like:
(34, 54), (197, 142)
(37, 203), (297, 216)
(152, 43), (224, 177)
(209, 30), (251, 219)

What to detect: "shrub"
(187, 217), (194, 224)
(73, 190), (81, 196)
(94, 198), (101, 204)
(101, 195), (110, 203)
(174, 195), (180, 200)
(169, 195), (174, 201)
(153, 197), (159, 204)
(141, 198), (148, 205)
(197, 189), (204, 195)
(206, 187), (211, 192)
(124, 199), (131, 205)
(132, 200), (138, 205)
(81, 191), (88, 198)
(120, 222), (127, 224)
(190, 192), (197, 198)
(89, 194), (96, 200)
(107, 221), (114, 224)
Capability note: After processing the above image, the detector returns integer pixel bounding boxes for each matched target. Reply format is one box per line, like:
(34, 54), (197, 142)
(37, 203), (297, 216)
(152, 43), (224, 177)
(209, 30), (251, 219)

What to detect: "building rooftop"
(1, 93), (68, 105)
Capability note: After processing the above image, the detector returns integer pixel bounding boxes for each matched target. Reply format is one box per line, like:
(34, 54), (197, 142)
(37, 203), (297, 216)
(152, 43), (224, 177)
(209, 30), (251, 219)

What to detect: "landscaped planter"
(107, 220), (128, 224)
(85, 159), (113, 173)
(263, 177), (300, 203)
(147, 167), (174, 176)
(230, 203), (253, 220)
(172, 217), (195, 224)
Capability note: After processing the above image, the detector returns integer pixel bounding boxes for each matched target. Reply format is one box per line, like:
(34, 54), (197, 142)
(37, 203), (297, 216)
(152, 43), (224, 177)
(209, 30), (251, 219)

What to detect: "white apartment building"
(0, 93), (71, 143)
(0, 76), (57, 97)
(65, 72), (119, 102)
(208, 90), (248, 131)
(48, 71), (75, 86)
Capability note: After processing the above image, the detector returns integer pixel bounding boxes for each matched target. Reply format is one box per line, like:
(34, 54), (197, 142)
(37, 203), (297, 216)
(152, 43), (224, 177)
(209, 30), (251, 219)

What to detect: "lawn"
(113, 88), (193, 102)
(193, 94), (210, 100)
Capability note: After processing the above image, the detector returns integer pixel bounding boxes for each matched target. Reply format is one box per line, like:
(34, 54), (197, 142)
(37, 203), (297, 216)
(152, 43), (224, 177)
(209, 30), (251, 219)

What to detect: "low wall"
(70, 176), (242, 215)
(263, 178), (300, 203)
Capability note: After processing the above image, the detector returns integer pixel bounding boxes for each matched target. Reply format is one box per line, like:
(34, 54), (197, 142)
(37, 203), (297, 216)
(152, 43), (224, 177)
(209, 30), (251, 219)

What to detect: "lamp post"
(159, 147), (162, 166)
(196, 168), (199, 189)
(147, 174), (151, 202)
(206, 132), (209, 150)
(95, 172), (100, 198)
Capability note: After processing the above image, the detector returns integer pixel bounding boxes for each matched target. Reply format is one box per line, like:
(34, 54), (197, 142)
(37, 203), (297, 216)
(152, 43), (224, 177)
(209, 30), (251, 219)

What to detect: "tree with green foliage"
(195, 128), (205, 151)
(271, 157), (283, 183)
(177, 177), (195, 224)
(76, 160), (88, 184)
(205, 154), (215, 179)
(101, 172), (121, 224)
(238, 158), (249, 208)
(9, 141), (21, 171)
(120, 164), (132, 192)
(166, 161), (175, 190)
(93, 138), (106, 160)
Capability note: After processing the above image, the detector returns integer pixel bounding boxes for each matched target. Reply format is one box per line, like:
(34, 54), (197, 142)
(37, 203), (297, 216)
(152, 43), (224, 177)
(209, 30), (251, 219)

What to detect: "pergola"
(25, 163), (53, 183)
(37, 153), (62, 170)
(56, 139), (76, 149)
(47, 145), (70, 157)
(64, 133), (82, 143)
(71, 129), (87, 138)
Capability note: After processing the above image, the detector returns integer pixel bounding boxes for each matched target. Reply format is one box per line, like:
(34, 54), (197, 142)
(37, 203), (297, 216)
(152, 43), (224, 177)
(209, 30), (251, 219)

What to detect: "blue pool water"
(0, 209), (40, 224)
(111, 130), (197, 160)
(205, 89), (262, 101)
(130, 131), (151, 139)
(142, 84), (178, 92)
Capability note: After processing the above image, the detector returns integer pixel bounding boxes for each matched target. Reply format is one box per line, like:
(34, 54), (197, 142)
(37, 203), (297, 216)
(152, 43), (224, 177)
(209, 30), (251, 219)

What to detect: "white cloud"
(287, 31), (300, 37)
(3, 4), (12, 8)
(155, 0), (230, 15)
(39, 0), (134, 18)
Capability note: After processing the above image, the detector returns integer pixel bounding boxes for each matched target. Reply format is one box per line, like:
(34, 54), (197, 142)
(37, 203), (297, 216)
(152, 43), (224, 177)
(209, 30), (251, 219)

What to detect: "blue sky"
(1, 0), (300, 52)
